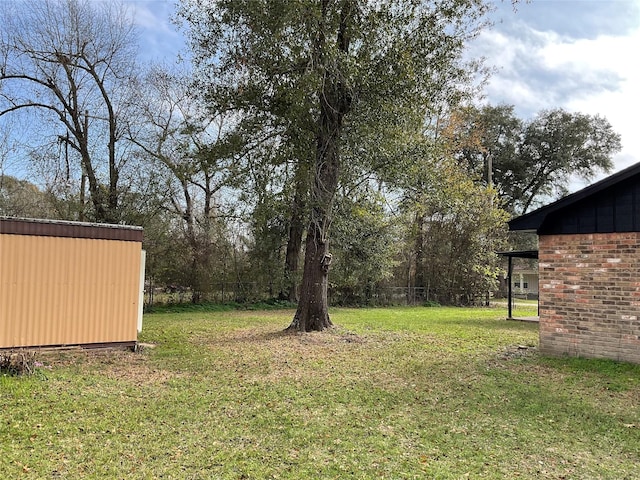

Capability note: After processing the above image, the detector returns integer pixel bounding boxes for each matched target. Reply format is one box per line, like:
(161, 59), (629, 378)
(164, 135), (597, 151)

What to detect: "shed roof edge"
(0, 216), (143, 242)
(0, 216), (143, 231)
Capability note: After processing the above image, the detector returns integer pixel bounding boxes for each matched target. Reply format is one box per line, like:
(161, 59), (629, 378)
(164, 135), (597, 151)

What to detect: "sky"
(475, 0), (640, 187)
(126, 0), (640, 191)
(2, 0), (639, 192)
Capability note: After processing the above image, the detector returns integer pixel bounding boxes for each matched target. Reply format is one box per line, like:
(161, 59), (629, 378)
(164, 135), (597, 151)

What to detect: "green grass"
(2, 305), (639, 479)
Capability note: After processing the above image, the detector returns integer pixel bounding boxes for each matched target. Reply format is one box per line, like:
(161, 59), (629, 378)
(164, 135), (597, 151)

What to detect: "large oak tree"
(179, 0), (491, 331)
(449, 105), (622, 214)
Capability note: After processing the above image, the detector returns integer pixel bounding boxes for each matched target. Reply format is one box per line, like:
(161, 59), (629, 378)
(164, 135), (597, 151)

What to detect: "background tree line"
(0, 0), (621, 320)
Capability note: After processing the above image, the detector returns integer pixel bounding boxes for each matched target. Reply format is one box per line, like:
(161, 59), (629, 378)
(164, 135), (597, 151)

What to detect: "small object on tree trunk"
(320, 253), (332, 272)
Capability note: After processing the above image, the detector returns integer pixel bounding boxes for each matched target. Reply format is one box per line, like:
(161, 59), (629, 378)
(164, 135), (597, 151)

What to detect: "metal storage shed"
(509, 162), (640, 364)
(0, 217), (145, 349)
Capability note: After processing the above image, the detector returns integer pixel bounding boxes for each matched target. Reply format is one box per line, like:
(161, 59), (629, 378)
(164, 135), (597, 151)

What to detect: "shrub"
(0, 350), (38, 376)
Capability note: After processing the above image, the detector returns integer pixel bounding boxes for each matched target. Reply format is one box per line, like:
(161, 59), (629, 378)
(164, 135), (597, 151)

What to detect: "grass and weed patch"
(1, 306), (638, 479)
(0, 350), (40, 376)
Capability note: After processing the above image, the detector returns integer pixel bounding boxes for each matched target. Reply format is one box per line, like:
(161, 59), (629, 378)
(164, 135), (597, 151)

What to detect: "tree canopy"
(448, 105), (622, 214)
(0, 0), (627, 317)
(0, 0), (139, 222)
(179, 0), (492, 330)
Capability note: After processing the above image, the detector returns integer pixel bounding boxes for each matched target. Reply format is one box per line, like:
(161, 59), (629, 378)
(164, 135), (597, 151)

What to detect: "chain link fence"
(147, 283), (493, 308)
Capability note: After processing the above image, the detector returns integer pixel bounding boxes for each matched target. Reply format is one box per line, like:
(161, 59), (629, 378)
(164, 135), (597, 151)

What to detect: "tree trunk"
(287, 220), (334, 331)
(287, 86), (344, 330)
(282, 164), (307, 303)
(288, 137), (340, 330)
(287, 0), (354, 331)
(413, 212), (425, 290)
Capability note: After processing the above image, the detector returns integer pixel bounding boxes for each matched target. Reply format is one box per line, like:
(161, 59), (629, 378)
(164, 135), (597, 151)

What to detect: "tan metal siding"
(0, 234), (142, 348)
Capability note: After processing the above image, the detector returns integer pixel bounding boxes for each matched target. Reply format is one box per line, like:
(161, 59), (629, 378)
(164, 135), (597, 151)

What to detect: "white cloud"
(540, 28), (640, 172)
(477, 14), (640, 180)
(128, 1), (174, 32)
(124, 0), (186, 62)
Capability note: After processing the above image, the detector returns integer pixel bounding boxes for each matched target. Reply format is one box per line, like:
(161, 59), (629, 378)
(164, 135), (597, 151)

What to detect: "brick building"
(509, 163), (640, 364)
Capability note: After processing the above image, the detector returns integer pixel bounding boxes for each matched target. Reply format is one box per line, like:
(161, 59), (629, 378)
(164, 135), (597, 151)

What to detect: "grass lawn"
(2, 305), (639, 479)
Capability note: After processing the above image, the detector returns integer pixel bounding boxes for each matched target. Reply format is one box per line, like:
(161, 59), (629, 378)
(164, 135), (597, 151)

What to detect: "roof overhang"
(509, 161), (640, 233)
(497, 250), (538, 259)
(0, 216), (143, 242)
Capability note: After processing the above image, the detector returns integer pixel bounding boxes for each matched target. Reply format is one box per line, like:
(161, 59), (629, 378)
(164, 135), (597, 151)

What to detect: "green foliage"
(242, 160), (296, 299)
(178, 0), (492, 321)
(450, 105), (622, 214)
(4, 1), (624, 312)
(130, 66), (249, 303)
(330, 192), (399, 305)
(399, 158), (509, 305)
(423, 300), (442, 307)
(146, 298), (297, 314)
(0, 175), (56, 218)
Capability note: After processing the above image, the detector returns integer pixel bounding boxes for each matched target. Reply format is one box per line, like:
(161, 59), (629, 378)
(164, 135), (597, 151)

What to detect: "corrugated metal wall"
(0, 234), (142, 348)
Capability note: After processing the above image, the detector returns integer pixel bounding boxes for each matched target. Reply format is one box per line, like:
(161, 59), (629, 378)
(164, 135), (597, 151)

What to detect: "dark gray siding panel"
(596, 195), (615, 232)
(539, 179), (640, 235)
(616, 189), (634, 231)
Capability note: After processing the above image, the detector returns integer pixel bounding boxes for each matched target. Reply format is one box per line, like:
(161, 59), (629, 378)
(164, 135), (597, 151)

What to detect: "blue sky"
(3, 0), (638, 189)
(125, 0), (186, 63)
(127, 0), (639, 188)
(475, 0), (640, 184)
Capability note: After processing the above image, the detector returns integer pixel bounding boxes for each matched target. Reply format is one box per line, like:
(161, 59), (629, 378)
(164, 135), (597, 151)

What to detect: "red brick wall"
(539, 233), (640, 364)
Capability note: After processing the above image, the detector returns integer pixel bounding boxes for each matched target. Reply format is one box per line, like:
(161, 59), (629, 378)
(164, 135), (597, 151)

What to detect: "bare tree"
(129, 66), (244, 301)
(0, 0), (140, 222)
